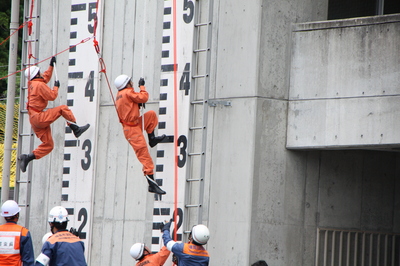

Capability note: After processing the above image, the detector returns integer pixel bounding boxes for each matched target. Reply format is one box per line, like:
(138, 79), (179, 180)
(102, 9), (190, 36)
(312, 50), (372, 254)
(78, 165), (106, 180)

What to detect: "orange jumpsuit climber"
(114, 74), (166, 195)
(130, 243), (171, 266)
(18, 57), (90, 172)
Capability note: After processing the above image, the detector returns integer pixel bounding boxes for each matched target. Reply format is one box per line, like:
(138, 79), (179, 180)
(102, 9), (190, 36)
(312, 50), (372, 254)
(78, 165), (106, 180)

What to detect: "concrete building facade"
(14, 0), (400, 265)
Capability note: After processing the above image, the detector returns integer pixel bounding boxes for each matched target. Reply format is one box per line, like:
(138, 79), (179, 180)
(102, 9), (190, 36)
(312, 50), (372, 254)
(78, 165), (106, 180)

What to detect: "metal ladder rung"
(189, 126), (205, 130)
(193, 74), (208, 79)
(22, 63), (38, 67)
(186, 204), (202, 208)
(19, 133), (33, 136)
(16, 180), (30, 184)
(194, 48), (209, 53)
(188, 152), (204, 156)
(25, 16), (39, 19)
(184, 0), (214, 228)
(21, 109), (28, 113)
(187, 178), (203, 182)
(24, 39), (39, 43)
(195, 22), (211, 27)
(191, 100), (205, 105)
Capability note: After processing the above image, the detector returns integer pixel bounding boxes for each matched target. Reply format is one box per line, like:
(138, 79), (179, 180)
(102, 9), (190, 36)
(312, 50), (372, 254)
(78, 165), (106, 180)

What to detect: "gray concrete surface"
(288, 15), (400, 149)
(17, 0), (400, 265)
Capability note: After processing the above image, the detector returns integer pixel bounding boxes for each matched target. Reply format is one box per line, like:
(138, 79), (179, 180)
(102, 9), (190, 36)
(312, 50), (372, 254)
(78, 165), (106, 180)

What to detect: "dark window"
(328, 0), (400, 20)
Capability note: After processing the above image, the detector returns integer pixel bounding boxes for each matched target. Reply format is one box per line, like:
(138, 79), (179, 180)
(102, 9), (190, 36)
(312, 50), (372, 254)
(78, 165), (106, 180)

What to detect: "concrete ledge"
(288, 14), (400, 150)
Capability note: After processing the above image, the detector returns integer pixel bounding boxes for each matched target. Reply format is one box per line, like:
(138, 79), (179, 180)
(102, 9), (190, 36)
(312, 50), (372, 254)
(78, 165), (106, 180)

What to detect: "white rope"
(140, 0), (148, 135)
(141, 0), (147, 77)
(52, 0), (58, 56)
(53, 62), (58, 81)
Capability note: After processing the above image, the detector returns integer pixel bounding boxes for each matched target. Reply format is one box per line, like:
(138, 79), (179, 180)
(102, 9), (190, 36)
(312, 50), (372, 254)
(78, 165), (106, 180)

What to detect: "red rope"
(29, 0), (35, 22)
(0, 37), (93, 81)
(28, 0), (35, 75)
(172, 0), (179, 242)
(0, 22), (28, 47)
(91, 0), (119, 116)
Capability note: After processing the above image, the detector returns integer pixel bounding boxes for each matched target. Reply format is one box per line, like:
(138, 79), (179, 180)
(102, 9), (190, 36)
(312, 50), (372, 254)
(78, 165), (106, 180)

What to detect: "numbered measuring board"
(151, 0), (195, 255)
(62, 0), (100, 258)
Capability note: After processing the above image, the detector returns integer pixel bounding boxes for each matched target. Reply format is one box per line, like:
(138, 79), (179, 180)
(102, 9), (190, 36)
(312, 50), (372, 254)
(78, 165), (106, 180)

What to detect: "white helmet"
(24, 66), (40, 80)
(42, 232), (53, 244)
(48, 206), (69, 223)
(1, 200), (21, 217)
(114, 74), (131, 90)
(191, 224), (210, 245)
(130, 243), (145, 260)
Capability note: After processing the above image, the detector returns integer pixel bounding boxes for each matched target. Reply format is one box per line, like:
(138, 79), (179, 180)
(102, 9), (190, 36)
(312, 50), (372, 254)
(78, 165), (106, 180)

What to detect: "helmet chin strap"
(49, 223), (56, 233)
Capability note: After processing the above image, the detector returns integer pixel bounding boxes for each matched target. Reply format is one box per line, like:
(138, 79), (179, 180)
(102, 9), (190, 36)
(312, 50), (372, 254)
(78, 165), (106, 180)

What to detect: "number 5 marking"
(87, 2), (97, 34)
(183, 0), (194, 23)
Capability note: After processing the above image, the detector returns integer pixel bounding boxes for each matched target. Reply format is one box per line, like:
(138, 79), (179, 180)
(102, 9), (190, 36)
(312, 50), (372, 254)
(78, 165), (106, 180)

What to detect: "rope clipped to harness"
(90, 0), (120, 119)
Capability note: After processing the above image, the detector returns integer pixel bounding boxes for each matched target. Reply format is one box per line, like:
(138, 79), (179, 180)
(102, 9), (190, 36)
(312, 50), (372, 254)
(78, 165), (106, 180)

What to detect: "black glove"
(161, 219), (173, 232)
(50, 57), (56, 67)
(138, 78), (145, 87)
(138, 103), (146, 108)
(172, 254), (178, 264)
(69, 227), (79, 237)
(54, 80), (60, 87)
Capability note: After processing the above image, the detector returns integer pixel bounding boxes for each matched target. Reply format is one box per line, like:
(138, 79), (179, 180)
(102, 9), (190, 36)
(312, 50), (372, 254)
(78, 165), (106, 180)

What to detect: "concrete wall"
(21, 0), (400, 265)
(27, 0), (75, 254)
(90, 0), (164, 265)
(287, 14), (400, 149)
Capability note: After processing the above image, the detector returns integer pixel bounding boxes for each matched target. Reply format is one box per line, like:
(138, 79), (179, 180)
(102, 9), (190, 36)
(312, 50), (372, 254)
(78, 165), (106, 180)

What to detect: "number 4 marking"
(179, 63), (190, 95)
(85, 71), (95, 102)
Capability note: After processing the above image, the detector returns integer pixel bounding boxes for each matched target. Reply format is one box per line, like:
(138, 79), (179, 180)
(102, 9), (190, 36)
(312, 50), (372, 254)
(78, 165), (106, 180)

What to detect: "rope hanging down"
(90, 0), (118, 116)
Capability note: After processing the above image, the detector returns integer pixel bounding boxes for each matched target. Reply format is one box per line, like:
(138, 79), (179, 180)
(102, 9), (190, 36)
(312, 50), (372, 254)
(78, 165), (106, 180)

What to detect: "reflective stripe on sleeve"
(35, 253), (50, 265)
(166, 240), (176, 251)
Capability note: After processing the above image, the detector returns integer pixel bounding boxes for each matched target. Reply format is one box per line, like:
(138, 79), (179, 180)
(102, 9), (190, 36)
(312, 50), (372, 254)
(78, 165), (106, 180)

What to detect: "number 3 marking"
(177, 135), (187, 168)
(81, 139), (92, 171)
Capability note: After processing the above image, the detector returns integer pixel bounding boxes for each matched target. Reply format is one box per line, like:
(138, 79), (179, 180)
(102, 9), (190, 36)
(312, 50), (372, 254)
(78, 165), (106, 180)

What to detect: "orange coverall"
(116, 85), (158, 176)
(136, 246), (170, 266)
(27, 66), (77, 159)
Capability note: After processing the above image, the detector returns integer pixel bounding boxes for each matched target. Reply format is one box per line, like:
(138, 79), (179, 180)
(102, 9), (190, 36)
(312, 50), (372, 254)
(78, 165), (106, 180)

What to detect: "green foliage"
(0, 1), (23, 99)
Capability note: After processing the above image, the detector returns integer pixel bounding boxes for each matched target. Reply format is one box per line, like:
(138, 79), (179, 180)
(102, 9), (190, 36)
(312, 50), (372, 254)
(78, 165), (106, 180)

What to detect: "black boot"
(146, 175), (166, 195)
(148, 131), (166, 148)
(19, 153), (35, 173)
(69, 123), (90, 138)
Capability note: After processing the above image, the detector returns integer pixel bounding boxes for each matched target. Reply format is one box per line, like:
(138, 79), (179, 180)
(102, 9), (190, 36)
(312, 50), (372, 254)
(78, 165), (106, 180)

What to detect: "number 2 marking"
(77, 208), (88, 239)
(170, 208), (183, 239)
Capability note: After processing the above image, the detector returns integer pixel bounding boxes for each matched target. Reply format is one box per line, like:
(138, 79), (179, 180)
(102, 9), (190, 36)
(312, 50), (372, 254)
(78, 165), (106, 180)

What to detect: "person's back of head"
(1, 200), (21, 222)
(190, 224), (210, 245)
(48, 206), (69, 231)
(251, 260), (268, 266)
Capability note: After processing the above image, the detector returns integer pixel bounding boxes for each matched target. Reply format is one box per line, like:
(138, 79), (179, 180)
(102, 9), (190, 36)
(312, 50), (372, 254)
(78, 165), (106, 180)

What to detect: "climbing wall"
(61, 0), (102, 257)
